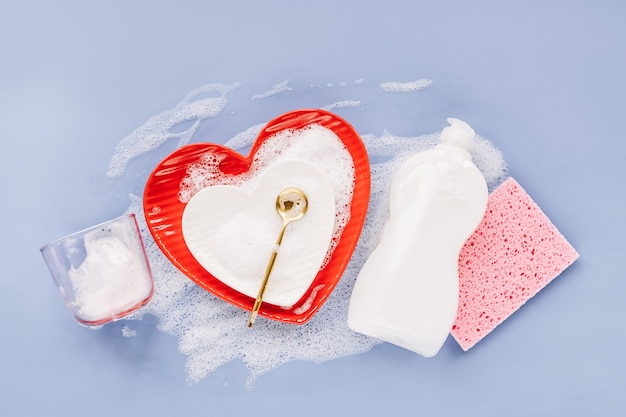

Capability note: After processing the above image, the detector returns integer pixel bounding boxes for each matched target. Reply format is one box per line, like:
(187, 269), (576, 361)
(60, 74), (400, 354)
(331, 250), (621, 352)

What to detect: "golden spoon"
(247, 188), (308, 327)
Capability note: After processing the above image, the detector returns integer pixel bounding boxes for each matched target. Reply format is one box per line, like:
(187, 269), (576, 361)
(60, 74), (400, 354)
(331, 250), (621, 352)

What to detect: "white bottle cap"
(440, 118), (475, 150)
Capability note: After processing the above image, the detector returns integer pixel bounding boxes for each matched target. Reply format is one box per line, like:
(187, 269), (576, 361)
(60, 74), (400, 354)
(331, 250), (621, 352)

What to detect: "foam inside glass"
(40, 214), (154, 326)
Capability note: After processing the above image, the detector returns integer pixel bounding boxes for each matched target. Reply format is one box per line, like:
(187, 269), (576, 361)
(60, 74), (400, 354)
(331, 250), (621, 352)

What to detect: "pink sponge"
(451, 177), (579, 351)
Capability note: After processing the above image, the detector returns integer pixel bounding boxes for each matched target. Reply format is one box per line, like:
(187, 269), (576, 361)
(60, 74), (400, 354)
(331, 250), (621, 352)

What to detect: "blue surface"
(2, 1), (625, 416)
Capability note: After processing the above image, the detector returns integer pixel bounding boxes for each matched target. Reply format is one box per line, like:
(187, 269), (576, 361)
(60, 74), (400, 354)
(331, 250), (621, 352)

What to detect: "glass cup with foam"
(40, 214), (154, 326)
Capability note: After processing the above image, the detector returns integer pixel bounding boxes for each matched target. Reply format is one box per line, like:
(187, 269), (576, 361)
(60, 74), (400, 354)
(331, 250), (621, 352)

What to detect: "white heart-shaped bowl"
(181, 160), (336, 307)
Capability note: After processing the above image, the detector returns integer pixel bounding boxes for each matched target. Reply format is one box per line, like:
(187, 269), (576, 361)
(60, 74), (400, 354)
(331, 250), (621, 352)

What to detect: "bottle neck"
(435, 142), (472, 160)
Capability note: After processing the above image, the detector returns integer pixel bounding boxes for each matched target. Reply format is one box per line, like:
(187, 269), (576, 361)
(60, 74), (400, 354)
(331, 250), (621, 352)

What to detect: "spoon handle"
(247, 223), (288, 327)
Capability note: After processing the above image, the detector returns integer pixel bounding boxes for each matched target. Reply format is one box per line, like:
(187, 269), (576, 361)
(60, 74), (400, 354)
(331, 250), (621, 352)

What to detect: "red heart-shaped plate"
(143, 109), (370, 324)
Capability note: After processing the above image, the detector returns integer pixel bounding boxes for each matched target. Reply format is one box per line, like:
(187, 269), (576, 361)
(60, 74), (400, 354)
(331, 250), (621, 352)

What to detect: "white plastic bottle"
(348, 118), (488, 357)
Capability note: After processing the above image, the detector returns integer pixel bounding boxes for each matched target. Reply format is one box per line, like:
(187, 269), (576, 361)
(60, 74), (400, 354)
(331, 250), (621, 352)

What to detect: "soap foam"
(121, 325), (137, 337)
(179, 124), (355, 270)
(106, 83), (240, 178)
(379, 78), (433, 92)
(321, 100), (361, 111)
(251, 79), (292, 100)
(123, 130), (508, 388)
(68, 220), (152, 322)
(113, 80), (509, 388)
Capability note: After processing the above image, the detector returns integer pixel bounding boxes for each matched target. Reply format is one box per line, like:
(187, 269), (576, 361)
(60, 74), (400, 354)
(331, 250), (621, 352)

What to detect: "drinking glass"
(41, 214), (154, 326)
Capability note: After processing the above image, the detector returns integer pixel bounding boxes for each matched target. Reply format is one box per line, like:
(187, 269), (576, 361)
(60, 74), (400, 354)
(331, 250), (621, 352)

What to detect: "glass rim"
(40, 213), (138, 252)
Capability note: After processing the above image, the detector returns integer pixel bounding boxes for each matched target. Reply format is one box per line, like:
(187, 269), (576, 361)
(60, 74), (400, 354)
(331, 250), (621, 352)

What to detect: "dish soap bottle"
(348, 118), (488, 357)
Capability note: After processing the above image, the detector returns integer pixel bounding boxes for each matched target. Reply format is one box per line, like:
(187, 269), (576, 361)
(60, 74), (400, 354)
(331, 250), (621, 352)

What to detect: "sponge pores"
(452, 177), (579, 350)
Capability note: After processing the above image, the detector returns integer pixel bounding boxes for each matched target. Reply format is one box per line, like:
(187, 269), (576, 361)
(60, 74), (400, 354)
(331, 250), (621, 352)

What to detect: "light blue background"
(2, 1), (624, 416)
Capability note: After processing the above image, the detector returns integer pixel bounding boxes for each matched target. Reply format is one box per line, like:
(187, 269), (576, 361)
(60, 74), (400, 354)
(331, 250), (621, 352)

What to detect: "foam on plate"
(113, 80), (512, 388)
(178, 124), (355, 269)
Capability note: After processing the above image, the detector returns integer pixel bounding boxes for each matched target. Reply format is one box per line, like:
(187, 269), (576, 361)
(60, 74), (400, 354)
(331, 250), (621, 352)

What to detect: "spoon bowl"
(276, 187), (308, 223)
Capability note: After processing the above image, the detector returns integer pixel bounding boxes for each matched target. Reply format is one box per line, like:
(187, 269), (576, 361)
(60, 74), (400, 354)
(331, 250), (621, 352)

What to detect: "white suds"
(293, 284), (325, 315)
(380, 78), (433, 92)
(178, 124), (355, 270)
(223, 122), (264, 150)
(67, 217), (153, 323)
(121, 325), (136, 337)
(251, 79), (292, 100)
(321, 100), (361, 111)
(109, 80), (508, 388)
(106, 83), (240, 178)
